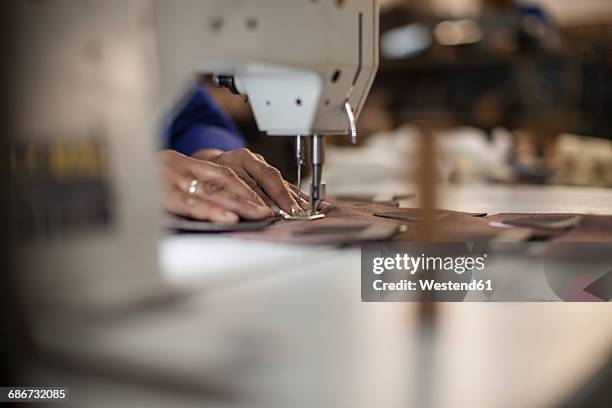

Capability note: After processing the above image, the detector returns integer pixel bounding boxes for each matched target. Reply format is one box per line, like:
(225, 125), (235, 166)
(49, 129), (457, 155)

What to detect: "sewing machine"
(6, 0), (380, 328)
(7, 2), (612, 407)
(153, 0), (380, 217)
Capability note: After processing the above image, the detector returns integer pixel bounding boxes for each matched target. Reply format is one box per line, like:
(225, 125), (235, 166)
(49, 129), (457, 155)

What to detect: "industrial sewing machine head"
(154, 0), (379, 218)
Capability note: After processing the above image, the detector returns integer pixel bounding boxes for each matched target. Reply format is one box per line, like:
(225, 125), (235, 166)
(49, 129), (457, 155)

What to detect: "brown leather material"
(218, 203), (612, 245)
(329, 193), (416, 207)
(483, 213), (612, 242)
(164, 215), (278, 232)
(227, 202), (403, 245)
(393, 211), (508, 242)
(374, 210), (451, 222)
(485, 213), (580, 241)
(501, 215), (581, 230)
(551, 215), (612, 242)
(227, 203), (492, 244)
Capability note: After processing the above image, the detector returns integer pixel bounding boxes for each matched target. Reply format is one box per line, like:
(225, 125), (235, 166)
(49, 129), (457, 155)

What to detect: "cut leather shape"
(480, 213), (612, 242)
(227, 202), (408, 244)
(330, 193), (416, 208)
(293, 225), (370, 235)
(227, 203), (497, 245)
(374, 211), (451, 222)
(164, 215), (278, 232)
(393, 212), (509, 242)
(374, 208), (487, 222)
(293, 223), (401, 242)
(502, 215), (582, 230)
(203, 199), (612, 244)
(490, 228), (535, 243)
(551, 215), (612, 242)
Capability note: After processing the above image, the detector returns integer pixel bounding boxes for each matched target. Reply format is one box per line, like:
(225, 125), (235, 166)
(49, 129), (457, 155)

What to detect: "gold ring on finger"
(188, 179), (200, 196)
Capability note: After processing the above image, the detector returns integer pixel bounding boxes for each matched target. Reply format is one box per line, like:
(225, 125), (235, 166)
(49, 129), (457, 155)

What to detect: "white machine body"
(153, 0), (379, 137)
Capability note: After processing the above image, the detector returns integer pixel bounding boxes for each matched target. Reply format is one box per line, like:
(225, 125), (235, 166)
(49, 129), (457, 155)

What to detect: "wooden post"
(416, 122), (439, 241)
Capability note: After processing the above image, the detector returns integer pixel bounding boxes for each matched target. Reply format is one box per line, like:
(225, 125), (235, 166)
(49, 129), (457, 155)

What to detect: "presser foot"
(277, 209), (326, 221)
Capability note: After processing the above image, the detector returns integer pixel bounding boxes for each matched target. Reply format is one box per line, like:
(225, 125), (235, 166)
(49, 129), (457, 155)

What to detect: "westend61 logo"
(361, 243), (494, 302)
(361, 243), (612, 302)
(372, 253), (487, 275)
(370, 253), (492, 295)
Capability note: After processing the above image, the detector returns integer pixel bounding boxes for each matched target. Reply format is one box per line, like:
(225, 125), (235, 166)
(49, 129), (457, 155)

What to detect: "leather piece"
(227, 202), (404, 245)
(485, 213), (578, 241)
(551, 215), (612, 242)
(169, 200), (612, 244)
(329, 193), (416, 208)
(393, 211), (507, 242)
(227, 203), (492, 245)
(164, 215), (278, 232)
(484, 213), (612, 242)
(382, 211), (612, 242)
(496, 214), (581, 230)
(375, 210), (451, 222)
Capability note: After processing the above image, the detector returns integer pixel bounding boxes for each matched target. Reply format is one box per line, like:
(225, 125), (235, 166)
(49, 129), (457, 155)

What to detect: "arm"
(165, 86), (245, 156)
(165, 86), (306, 215)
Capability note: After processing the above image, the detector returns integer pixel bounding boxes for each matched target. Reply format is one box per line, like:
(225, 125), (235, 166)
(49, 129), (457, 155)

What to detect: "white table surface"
(157, 182), (612, 408)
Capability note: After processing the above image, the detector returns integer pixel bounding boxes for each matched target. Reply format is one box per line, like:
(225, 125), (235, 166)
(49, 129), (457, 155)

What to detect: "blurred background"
(2, 1), (612, 408)
(211, 0), (612, 188)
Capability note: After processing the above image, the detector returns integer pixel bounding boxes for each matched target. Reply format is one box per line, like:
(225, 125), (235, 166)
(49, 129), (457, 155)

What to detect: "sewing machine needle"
(295, 135), (304, 190)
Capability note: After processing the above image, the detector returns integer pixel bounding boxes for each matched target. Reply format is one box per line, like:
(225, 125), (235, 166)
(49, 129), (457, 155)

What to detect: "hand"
(160, 150), (274, 223)
(193, 148), (309, 214)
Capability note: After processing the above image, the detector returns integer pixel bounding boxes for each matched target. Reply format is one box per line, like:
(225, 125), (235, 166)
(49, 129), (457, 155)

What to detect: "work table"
(156, 182), (612, 408)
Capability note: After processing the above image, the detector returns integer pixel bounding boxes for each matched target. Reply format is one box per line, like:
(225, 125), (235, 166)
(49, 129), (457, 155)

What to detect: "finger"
(318, 200), (331, 211)
(163, 152), (255, 202)
(242, 159), (300, 214)
(287, 183), (310, 201)
(198, 180), (273, 220)
(169, 167), (202, 196)
(233, 169), (279, 208)
(174, 180), (271, 221)
(165, 190), (192, 218)
(285, 182), (310, 210)
(166, 187), (239, 223)
(160, 153), (260, 222)
(254, 153), (266, 162)
(188, 162), (266, 207)
(160, 163), (185, 192)
(236, 172), (298, 216)
(251, 185), (277, 209)
(291, 190), (309, 211)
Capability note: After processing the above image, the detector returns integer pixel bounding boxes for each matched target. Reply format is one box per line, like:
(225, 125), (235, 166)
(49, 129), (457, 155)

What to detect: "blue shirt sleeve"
(165, 86), (246, 156)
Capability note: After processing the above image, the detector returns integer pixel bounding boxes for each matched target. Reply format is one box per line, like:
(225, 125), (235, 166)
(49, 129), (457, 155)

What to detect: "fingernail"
(222, 211), (239, 223)
(256, 204), (274, 216)
(291, 204), (301, 216)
